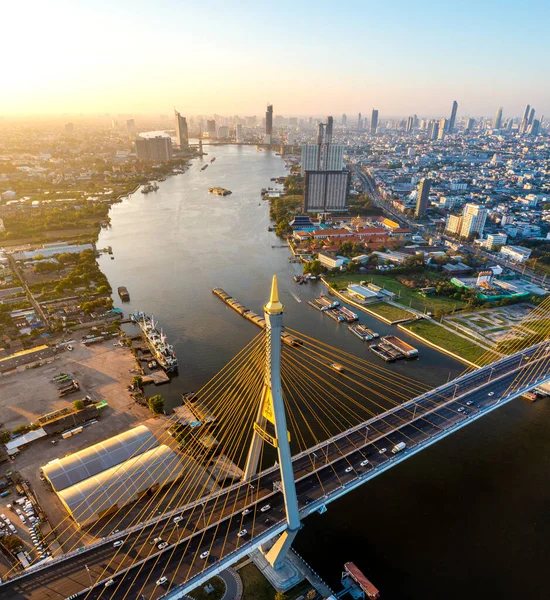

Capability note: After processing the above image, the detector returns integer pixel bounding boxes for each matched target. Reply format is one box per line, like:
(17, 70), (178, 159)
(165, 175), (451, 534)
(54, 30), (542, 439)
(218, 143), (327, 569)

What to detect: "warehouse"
(42, 425), (158, 492)
(57, 445), (182, 526)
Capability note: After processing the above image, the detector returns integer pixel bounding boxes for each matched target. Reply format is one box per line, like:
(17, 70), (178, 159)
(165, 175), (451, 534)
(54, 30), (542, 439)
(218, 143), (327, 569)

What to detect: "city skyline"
(2, 0), (549, 117)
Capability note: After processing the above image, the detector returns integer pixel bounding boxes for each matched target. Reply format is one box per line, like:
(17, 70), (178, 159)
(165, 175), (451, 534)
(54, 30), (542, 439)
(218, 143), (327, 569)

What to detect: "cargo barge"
(208, 187), (232, 196)
(369, 335), (418, 362)
(212, 288), (303, 347)
(348, 323), (378, 341)
(130, 312), (178, 372)
(118, 286), (130, 302)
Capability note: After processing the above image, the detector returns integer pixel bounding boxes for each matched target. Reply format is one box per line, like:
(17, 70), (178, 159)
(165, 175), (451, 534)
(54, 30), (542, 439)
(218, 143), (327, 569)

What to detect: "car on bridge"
(156, 576), (168, 586)
(157, 541), (168, 550)
(200, 551), (210, 559)
(237, 529), (247, 538)
(360, 459), (369, 466)
(260, 504), (271, 512)
(242, 508), (252, 516)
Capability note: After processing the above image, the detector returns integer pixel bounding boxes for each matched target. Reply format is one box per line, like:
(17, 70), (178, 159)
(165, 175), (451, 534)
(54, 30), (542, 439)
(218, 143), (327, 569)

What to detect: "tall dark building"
(406, 116), (414, 133)
(357, 112), (362, 129)
(528, 107), (535, 125)
(174, 109), (188, 150)
(265, 104), (273, 144)
(316, 123), (325, 145)
(519, 104), (530, 134)
(415, 178), (431, 218)
(370, 109), (378, 134)
(304, 171), (349, 213)
(325, 116), (333, 144)
(341, 113), (347, 126)
(493, 107), (503, 129)
(448, 100), (458, 134)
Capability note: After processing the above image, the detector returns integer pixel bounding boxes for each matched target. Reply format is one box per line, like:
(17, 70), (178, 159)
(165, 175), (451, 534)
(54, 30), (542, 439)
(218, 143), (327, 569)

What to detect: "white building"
(460, 204), (488, 238)
(484, 232), (508, 248)
(318, 252), (345, 270)
(500, 245), (532, 263)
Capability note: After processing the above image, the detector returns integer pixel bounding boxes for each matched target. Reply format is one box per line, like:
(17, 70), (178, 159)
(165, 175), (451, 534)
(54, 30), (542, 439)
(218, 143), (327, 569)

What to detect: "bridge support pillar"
(244, 276), (302, 569)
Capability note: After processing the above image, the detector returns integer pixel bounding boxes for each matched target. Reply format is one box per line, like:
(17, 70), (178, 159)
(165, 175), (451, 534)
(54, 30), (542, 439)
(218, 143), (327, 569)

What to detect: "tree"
(0, 535), (23, 555)
(274, 593), (287, 600)
(132, 375), (143, 390)
(0, 429), (11, 444)
(148, 394), (164, 415)
(73, 399), (85, 411)
(306, 590), (317, 600)
(303, 260), (325, 276)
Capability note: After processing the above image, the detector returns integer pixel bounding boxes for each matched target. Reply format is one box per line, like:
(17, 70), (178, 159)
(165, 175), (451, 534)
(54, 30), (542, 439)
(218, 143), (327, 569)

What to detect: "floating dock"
(212, 288), (303, 347)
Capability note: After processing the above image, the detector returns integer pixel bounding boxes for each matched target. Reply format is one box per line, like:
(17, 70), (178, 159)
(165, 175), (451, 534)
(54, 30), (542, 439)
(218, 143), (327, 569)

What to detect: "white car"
(379, 448), (387, 454)
(260, 504), (271, 513)
(173, 516), (183, 524)
(200, 551), (210, 559)
(157, 542), (169, 550)
(113, 540), (123, 548)
(104, 579), (115, 587)
(156, 576), (168, 586)
(488, 392), (495, 397)
(242, 508), (252, 516)
(360, 459), (369, 467)
(466, 400), (473, 406)
(237, 529), (247, 538)
(344, 466), (354, 473)
(458, 407), (465, 412)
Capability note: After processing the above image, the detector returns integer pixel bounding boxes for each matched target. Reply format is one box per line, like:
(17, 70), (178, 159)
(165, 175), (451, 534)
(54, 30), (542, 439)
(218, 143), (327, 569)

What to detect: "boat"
(348, 323), (373, 340)
(339, 306), (359, 322)
(201, 165), (209, 171)
(130, 312), (178, 373)
(382, 335), (418, 358)
(210, 157), (216, 163)
(117, 286), (130, 302)
(208, 187), (232, 196)
(141, 182), (159, 194)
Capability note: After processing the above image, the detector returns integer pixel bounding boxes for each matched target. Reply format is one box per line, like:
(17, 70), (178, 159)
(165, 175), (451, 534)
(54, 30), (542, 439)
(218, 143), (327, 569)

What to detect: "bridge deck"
(2, 342), (549, 600)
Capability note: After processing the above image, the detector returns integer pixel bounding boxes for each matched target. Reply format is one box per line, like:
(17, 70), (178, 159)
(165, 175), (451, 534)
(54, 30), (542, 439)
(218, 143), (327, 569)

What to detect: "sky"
(3, 0), (549, 118)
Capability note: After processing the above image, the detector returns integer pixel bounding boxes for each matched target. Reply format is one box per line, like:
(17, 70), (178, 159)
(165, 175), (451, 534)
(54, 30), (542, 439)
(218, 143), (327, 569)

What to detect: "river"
(97, 144), (550, 600)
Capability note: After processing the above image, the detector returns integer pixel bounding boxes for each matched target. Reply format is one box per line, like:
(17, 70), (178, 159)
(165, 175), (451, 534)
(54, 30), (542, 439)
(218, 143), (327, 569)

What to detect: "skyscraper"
(135, 136), (173, 162)
(406, 116), (414, 133)
(427, 120), (439, 140)
(301, 144), (344, 174)
(415, 178), (431, 218)
(126, 119), (136, 135)
(236, 123), (243, 143)
(528, 107), (535, 125)
(325, 116), (333, 145)
(460, 204), (487, 239)
(303, 171), (349, 213)
(174, 109), (189, 151)
(520, 104), (530, 134)
(265, 104), (273, 144)
(448, 100), (458, 134)
(357, 113), (362, 129)
(370, 109), (379, 135)
(316, 123), (325, 145)
(206, 119), (217, 139)
(341, 113), (347, 126)
(493, 107), (503, 129)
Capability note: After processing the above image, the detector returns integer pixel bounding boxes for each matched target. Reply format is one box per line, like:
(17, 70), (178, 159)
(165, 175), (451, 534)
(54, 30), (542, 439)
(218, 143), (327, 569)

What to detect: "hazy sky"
(3, 0), (549, 118)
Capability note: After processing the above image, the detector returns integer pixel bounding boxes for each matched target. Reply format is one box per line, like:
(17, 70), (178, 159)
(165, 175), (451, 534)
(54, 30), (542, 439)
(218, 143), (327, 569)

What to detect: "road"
(7, 254), (50, 330)
(2, 341), (549, 600)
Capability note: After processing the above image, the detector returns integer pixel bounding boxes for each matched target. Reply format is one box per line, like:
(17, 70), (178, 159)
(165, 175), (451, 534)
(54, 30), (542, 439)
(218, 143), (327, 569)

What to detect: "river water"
(97, 145), (550, 600)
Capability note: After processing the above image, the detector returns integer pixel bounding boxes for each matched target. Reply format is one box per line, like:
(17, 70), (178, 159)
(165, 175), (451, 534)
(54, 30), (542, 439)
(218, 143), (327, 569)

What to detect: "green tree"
(303, 260), (325, 276)
(132, 375), (143, 390)
(0, 429), (11, 444)
(0, 535), (23, 555)
(73, 399), (85, 411)
(148, 394), (164, 414)
(274, 593), (287, 600)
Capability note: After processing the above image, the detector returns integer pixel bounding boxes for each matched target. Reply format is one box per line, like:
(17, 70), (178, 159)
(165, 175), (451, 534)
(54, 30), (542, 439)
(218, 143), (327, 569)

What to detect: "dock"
(141, 370), (170, 385)
(212, 288), (303, 347)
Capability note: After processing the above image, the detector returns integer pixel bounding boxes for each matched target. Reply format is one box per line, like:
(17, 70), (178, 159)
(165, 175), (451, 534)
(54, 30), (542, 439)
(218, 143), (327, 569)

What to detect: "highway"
(2, 341), (549, 600)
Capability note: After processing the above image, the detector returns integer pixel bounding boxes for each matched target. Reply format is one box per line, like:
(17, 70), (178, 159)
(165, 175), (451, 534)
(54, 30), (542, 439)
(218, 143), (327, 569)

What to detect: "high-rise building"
(236, 123), (243, 143)
(460, 203), (488, 238)
(448, 100), (458, 134)
(303, 171), (349, 213)
(493, 107), (503, 129)
(528, 119), (541, 137)
(174, 109), (189, 151)
(427, 120), (439, 140)
(316, 123), (325, 145)
(445, 214), (463, 235)
(206, 119), (217, 139)
(370, 109), (379, 135)
(406, 116), (414, 133)
(415, 178), (431, 218)
(520, 104), (530, 134)
(325, 116), (333, 145)
(301, 144), (344, 174)
(439, 118), (448, 138)
(126, 119), (136, 135)
(265, 104), (273, 144)
(217, 125), (229, 138)
(357, 113), (362, 129)
(135, 136), (173, 162)
(528, 107), (535, 125)
(342, 113), (347, 126)
(465, 117), (476, 132)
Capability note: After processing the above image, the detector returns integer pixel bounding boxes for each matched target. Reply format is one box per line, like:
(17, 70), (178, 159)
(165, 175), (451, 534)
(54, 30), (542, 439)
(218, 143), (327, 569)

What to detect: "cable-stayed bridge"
(2, 277), (550, 600)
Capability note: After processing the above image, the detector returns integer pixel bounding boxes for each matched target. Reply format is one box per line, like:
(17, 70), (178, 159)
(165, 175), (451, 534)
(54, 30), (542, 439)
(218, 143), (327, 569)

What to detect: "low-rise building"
(500, 245), (532, 263)
(318, 252), (345, 270)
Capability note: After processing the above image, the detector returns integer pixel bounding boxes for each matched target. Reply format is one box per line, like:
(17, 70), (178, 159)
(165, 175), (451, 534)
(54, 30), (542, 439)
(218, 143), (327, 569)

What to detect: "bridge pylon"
(243, 275), (301, 569)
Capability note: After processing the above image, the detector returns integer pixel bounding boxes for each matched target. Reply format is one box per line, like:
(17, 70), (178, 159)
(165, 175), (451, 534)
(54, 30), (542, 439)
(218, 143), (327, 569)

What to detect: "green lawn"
(401, 320), (499, 365)
(366, 302), (416, 323)
(329, 273), (466, 314)
(188, 576), (226, 600)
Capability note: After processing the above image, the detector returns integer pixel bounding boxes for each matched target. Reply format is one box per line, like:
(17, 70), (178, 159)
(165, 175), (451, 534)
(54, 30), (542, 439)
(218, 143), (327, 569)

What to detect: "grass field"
(188, 576), (226, 600)
(329, 273), (466, 314)
(401, 320), (499, 365)
(366, 302), (416, 323)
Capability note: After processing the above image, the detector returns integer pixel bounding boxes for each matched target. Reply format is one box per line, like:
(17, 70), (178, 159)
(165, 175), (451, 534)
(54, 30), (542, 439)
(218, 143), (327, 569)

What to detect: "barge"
(117, 286), (130, 302)
(383, 335), (418, 358)
(369, 335), (418, 362)
(208, 187), (232, 196)
(349, 323), (376, 341)
(130, 312), (178, 372)
(212, 288), (303, 347)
